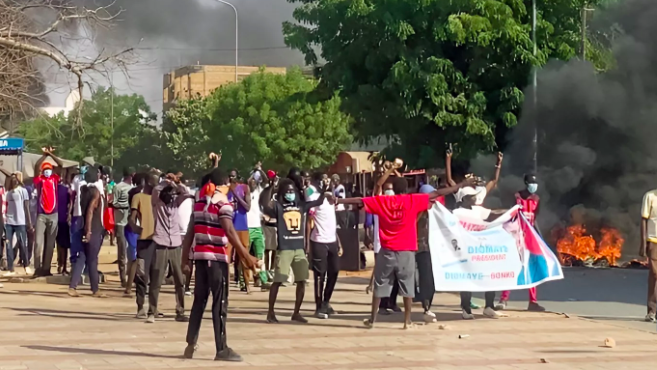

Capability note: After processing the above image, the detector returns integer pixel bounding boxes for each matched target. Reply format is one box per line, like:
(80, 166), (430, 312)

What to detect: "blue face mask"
(284, 193), (296, 202)
(527, 183), (538, 194)
(43, 169), (52, 178)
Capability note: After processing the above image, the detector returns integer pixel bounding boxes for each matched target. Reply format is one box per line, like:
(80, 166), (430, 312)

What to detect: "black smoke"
(481, 0), (657, 259)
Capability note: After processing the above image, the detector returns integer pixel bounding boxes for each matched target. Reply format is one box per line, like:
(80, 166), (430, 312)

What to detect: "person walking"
(641, 187), (657, 323)
(113, 167), (134, 287)
(55, 170), (71, 275)
(33, 147), (64, 277)
(182, 168), (258, 362)
(67, 170), (107, 298)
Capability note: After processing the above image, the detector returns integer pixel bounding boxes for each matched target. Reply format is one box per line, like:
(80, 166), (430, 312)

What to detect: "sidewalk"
(0, 254), (655, 369)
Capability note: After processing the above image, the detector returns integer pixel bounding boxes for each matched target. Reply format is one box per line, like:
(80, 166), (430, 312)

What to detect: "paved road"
(481, 267), (656, 332)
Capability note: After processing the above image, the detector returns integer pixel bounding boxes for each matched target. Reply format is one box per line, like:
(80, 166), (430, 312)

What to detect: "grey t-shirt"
(7, 186), (29, 226)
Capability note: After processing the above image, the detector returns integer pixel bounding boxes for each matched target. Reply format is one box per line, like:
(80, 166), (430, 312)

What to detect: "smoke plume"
(482, 0), (657, 259)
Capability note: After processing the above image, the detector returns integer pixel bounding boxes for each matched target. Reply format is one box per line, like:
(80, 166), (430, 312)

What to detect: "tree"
(164, 67), (352, 177)
(0, 0), (134, 124)
(283, 0), (606, 168)
(19, 87), (161, 173)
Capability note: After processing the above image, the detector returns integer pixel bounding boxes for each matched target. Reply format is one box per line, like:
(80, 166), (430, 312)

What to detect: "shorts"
(263, 225), (278, 251)
(56, 222), (71, 249)
(274, 249), (309, 283)
(373, 248), (415, 299)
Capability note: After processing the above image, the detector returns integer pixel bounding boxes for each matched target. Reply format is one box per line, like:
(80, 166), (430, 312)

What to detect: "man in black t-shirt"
(261, 178), (326, 323)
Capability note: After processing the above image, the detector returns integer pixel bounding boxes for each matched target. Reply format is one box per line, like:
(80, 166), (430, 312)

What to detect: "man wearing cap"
(33, 147), (64, 277)
(452, 186), (508, 320)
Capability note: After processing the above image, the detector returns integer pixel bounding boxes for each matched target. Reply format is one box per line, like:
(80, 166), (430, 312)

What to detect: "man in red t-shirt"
(33, 148), (64, 277)
(339, 177), (471, 329)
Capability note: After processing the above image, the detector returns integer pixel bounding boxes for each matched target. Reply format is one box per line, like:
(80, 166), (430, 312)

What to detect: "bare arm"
(231, 185), (251, 212)
(34, 154), (47, 177)
(303, 191), (326, 211)
(337, 197), (364, 206)
(641, 218), (648, 257)
(0, 167), (11, 178)
(374, 167), (396, 196)
(48, 152), (64, 168)
(129, 209), (142, 236)
(485, 152), (503, 194)
(220, 217), (256, 268)
(181, 215), (195, 268)
(85, 189), (101, 238)
(429, 179), (475, 201)
(260, 186), (277, 218)
(445, 147), (456, 187)
(23, 199), (32, 230)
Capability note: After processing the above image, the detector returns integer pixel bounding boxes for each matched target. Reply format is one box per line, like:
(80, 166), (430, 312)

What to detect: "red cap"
(41, 162), (53, 171)
(267, 170), (276, 179)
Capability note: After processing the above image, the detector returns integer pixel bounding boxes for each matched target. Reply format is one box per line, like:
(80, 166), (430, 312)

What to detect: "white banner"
(429, 203), (564, 292)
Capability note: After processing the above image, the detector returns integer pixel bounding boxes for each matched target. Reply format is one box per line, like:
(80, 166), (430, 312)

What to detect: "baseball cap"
(267, 170), (276, 179)
(41, 162), (53, 170)
(419, 184), (436, 194)
(455, 186), (482, 203)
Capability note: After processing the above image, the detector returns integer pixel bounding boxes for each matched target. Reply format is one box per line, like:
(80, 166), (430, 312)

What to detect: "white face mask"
(43, 169), (53, 178)
(527, 183), (538, 194)
(384, 190), (395, 196)
(474, 186), (487, 205)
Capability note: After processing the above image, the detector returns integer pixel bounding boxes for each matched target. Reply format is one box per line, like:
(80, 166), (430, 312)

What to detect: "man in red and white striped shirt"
(181, 168), (257, 362)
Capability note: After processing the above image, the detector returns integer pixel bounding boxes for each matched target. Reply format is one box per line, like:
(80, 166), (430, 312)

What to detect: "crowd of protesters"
(0, 147), (549, 362)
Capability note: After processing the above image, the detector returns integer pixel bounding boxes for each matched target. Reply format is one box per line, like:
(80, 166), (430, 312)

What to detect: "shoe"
(175, 315), (189, 323)
(462, 309), (475, 320)
(325, 303), (336, 316)
(527, 302), (546, 312)
(378, 307), (391, 315)
(3, 271), (16, 277)
(215, 348), (243, 362)
(67, 288), (80, 298)
(184, 290), (192, 297)
(483, 307), (501, 319)
(183, 344), (197, 359)
(495, 301), (507, 311)
(136, 310), (147, 319)
(315, 310), (328, 319)
(92, 292), (108, 298)
(390, 305), (402, 313)
(645, 313), (656, 323)
(145, 315), (155, 324)
(25, 267), (34, 275)
(470, 302), (480, 309)
(424, 310), (436, 318)
(157, 312), (165, 318)
(423, 312), (437, 323)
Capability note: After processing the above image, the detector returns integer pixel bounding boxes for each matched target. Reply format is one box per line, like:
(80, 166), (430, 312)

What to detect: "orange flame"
(556, 224), (623, 266)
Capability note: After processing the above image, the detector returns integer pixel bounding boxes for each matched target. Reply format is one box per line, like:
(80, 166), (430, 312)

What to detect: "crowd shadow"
(23, 345), (184, 360)
(8, 307), (136, 321)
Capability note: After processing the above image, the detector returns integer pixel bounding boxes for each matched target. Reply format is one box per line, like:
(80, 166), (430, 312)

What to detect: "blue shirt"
(228, 185), (249, 231)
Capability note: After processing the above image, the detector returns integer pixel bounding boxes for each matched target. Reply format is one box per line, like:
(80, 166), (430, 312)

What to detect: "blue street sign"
(0, 138), (24, 154)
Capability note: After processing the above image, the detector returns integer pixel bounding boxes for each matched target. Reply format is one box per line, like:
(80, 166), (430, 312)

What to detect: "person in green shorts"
(246, 176), (269, 289)
(260, 177), (327, 323)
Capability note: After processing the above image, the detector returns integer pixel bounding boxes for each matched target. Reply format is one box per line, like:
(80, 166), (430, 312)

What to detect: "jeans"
(6, 225), (29, 270)
(311, 241), (340, 311)
(34, 213), (58, 274)
(500, 287), (537, 303)
(69, 230), (103, 293)
(414, 251), (435, 311)
(70, 216), (83, 264)
(135, 240), (156, 313)
(249, 227), (267, 283)
(186, 260), (229, 355)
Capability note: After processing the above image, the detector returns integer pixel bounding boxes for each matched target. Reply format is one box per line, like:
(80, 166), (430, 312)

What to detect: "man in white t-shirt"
(453, 186), (507, 320)
(247, 177), (268, 289)
(309, 173), (341, 319)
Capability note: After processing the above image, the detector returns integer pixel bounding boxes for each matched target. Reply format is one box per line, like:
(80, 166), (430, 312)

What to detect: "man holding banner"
(428, 179), (564, 320)
(339, 178), (471, 329)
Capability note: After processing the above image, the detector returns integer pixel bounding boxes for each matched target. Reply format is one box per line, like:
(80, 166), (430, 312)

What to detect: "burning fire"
(556, 225), (624, 266)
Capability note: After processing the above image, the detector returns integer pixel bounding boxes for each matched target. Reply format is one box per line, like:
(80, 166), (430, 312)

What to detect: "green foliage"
(164, 67), (352, 177)
(283, 0), (607, 168)
(18, 88), (164, 174)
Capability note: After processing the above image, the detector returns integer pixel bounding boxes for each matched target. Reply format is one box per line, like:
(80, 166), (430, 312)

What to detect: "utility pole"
(532, 0), (538, 173)
(581, 5), (587, 60)
(110, 73), (114, 167)
(215, 0), (239, 82)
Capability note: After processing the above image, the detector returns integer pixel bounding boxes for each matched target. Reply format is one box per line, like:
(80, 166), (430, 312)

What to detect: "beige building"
(162, 64), (287, 111)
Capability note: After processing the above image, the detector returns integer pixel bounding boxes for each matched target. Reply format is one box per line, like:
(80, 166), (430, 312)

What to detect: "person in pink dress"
(496, 174), (546, 312)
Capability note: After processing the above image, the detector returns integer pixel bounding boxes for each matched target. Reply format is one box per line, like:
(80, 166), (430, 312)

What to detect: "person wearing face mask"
(496, 174), (546, 312)
(260, 177), (328, 324)
(32, 147), (64, 277)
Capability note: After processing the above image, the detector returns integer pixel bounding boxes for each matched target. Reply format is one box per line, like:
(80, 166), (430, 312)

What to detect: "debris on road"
(458, 334), (469, 339)
(603, 337), (616, 348)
